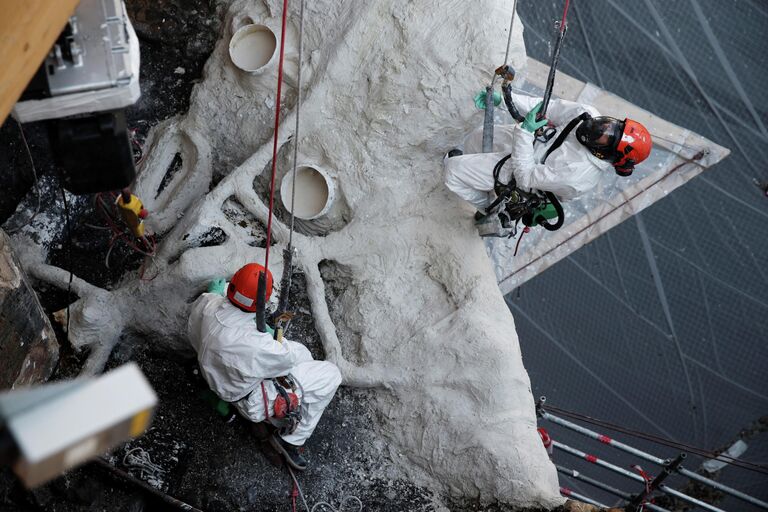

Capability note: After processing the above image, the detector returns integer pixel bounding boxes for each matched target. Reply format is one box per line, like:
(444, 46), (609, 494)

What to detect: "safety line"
(288, 0), (306, 249)
(264, 0), (291, 273)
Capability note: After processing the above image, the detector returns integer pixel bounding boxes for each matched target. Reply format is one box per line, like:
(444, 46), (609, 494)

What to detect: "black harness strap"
(541, 112), (591, 165)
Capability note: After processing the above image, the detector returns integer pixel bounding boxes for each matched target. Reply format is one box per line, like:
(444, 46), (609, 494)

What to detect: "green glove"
(474, 89), (502, 110)
(251, 317), (275, 336)
(207, 278), (227, 296)
(521, 101), (548, 132)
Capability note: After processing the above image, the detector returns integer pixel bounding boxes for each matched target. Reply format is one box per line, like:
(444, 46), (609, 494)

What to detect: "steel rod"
(629, 453), (685, 511)
(556, 465), (670, 512)
(542, 410), (768, 510)
(93, 458), (202, 512)
(553, 441), (726, 512)
(559, 486), (609, 509)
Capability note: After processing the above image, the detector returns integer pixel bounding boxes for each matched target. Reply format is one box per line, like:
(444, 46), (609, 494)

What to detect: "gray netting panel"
(512, 0), (768, 506)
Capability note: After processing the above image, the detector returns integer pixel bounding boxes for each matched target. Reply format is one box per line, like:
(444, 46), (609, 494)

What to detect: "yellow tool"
(116, 189), (148, 238)
(273, 312), (295, 343)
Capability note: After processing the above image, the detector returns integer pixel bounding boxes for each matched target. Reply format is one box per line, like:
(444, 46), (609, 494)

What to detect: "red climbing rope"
(560, 0), (571, 33)
(513, 226), (530, 257)
(264, 0), (290, 273)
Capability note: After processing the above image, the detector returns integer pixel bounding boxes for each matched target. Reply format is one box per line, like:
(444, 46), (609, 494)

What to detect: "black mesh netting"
(511, 0), (768, 508)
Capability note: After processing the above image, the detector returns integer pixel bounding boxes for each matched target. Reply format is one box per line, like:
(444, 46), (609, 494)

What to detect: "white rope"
(286, 465), (363, 512)
(490, 0), (520, 88)
(288, 0), (306, 248)
(123, 447), (165, 481)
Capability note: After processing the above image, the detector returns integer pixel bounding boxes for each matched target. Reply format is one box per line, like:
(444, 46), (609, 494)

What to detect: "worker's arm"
(543, 98), (600, 126)
(508, 91), (598, 126)
(504, 126), (580, 200)
(249, 331), (306, 377)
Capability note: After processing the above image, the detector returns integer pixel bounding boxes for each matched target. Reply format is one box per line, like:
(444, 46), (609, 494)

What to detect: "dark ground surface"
(513, 0), (768, 510)
(0, 2), (549, 511)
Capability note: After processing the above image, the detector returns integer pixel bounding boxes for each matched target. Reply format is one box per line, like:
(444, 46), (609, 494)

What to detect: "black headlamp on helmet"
(576, 116), (624, 162)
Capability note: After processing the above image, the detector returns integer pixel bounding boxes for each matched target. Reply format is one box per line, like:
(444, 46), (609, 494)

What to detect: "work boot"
(446, 148), (463, 158)
(268, 435), (308, 471)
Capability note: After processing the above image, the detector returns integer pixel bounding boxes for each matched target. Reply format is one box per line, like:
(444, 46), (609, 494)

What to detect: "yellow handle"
(116, 194), (146, 238)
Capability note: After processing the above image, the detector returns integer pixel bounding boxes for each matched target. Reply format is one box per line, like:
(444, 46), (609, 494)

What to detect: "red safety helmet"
(226, 263), (273, 312)
(576, 116), (652, 176)
(614, 118), (652, 176)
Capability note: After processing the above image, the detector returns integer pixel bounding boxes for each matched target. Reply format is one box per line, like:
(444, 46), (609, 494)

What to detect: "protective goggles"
(576, 116), (623, 154)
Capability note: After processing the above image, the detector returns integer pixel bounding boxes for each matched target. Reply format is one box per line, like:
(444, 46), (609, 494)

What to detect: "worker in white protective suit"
(443, 89), (652, 212)
(188, 263), (342, 471)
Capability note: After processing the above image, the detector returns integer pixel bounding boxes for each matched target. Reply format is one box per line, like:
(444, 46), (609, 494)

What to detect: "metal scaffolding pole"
(553, 440), (726, 512)
(556, 465), (671, 512)
(542, 410), (768, 510)
(560, 486), (610, 509)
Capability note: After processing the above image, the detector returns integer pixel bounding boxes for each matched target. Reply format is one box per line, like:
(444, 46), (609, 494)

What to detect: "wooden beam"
(0, 0), (80, 124)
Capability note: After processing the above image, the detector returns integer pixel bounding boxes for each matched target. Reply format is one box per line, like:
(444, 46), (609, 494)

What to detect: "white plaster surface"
(13, 1), (562, 507)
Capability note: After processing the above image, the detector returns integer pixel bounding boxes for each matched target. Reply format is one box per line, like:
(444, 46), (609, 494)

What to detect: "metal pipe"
(628, 453), (686, 511)
(542, 410), (768, 510)
(556, 465), (671, 512)
(557, 464), (631, 499)
(553, 441), (726, 512)
(482, 87), (494, 153)
(559, 486), (609, 509)
(93, 458), (202, 512)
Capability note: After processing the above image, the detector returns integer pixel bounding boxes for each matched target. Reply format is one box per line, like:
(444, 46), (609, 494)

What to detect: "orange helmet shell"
(615, 118), (652, 170)
(227, 263), (274, 312)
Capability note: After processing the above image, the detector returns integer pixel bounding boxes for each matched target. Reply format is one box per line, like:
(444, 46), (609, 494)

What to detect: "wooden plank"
(0, 0), (80, 124)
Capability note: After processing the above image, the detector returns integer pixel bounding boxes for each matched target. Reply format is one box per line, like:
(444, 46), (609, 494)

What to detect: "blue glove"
(521, 101), (548, 133)
(207, 278), (227, 296)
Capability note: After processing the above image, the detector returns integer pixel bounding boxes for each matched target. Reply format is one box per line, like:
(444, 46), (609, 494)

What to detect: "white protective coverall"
(444, 92), (614, 210)
(188, 293), (342, 446)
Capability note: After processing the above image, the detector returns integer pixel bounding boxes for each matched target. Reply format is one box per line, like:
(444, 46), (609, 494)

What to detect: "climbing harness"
(261, 376), (302, 437)
(477, 111), (592, 240)
(476, 152), (565, 239)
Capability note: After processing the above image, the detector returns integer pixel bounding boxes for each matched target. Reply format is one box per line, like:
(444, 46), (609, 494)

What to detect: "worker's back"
(188, 294), (296, 403)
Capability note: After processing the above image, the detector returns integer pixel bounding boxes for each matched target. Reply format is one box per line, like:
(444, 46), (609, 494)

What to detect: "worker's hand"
(207, 278), (227, 296)
(521, 101), (548, 133)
